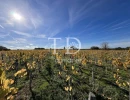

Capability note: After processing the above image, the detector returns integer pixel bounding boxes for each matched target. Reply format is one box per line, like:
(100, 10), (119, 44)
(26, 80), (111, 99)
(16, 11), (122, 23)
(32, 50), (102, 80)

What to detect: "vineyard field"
(0, 50), (130, 100)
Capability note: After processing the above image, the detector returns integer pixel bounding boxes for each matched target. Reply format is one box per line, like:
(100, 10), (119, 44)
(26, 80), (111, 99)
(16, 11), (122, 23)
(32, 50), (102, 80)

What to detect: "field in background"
(0, 50), (130, 100)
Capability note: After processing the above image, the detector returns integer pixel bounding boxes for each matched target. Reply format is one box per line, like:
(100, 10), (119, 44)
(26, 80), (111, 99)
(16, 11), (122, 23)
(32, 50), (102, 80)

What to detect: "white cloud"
(14, 38), (27, 43)
(35, 34), (46, 38)
(1, 40), (17, 44)
(29, 44), (33, 45)
(110, 41), (130, 48)
(0, 41), (38, 49)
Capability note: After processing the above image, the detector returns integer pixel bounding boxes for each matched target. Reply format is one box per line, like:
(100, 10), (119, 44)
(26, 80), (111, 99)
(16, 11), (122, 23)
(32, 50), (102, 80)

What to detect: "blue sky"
(0, 0), (130, 49)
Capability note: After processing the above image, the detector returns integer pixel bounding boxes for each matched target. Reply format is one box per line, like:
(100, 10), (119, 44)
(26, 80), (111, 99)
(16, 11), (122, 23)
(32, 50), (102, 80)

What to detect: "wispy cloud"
(12, 30), (46, 39)
(12, 30), (32, 37)
(68, 0), (102, 27)
(101, 19), (130, 31)
(111, 25), (130, 30)
(30, 15), (43, 29)
(0, 24), (4, 29)
(110, 19), (130, 28)
(0, 33), (9, 38)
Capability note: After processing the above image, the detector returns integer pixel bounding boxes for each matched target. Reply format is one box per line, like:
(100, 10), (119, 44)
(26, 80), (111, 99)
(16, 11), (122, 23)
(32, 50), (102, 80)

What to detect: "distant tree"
(115, 47), (124, 50)
(90, 46), (100, 50)
(126, 47), (130, 50)
(34, 48), (45, 50)
(64, 47), (65, 50)
(0, 46), (10, 51)
(70, 46), (78, 50)
(101, 42), (109, 50)
(70, 46), (74, 50)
